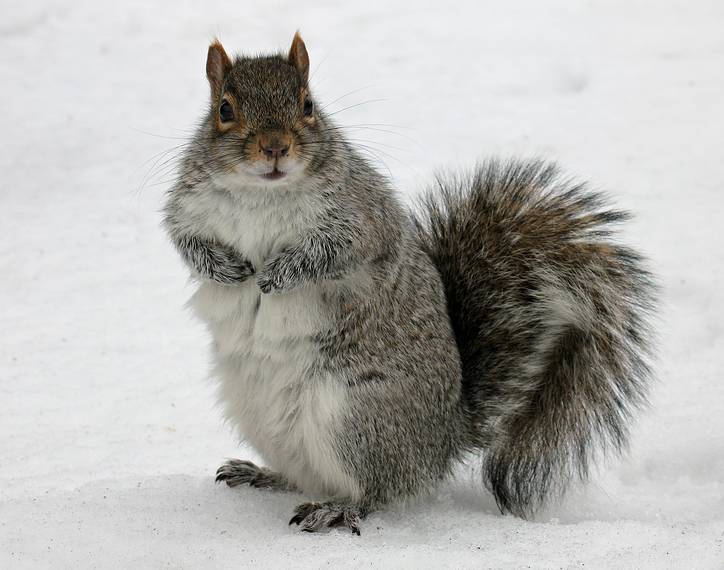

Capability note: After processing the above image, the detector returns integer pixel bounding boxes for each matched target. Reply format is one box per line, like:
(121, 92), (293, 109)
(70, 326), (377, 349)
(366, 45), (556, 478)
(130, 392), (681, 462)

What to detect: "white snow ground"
(1, 0), (723, 567)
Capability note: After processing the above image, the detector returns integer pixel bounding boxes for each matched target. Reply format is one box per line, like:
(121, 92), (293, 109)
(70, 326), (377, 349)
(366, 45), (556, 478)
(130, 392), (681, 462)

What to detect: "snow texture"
(1, 0), (723, 568)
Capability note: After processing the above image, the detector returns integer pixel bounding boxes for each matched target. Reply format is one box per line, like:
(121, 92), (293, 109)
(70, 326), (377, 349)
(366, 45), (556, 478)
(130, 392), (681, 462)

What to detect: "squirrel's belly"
(189, 281), (360, 501)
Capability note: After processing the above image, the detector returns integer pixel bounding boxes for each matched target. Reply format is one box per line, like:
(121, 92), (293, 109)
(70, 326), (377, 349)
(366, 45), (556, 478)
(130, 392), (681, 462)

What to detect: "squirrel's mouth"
(262, 168), (286, 181)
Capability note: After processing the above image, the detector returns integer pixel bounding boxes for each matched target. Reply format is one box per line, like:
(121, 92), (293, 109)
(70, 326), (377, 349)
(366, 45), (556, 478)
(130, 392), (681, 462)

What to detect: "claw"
(215, 464), (235, 483)
(291, 502), (364, 535)
(289, 514), (304, 526)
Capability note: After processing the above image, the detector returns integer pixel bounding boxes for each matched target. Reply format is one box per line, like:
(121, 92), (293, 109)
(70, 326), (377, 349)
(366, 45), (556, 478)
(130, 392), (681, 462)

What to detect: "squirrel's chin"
(262, 169), (287, 181)
(225, 160), (305, 187)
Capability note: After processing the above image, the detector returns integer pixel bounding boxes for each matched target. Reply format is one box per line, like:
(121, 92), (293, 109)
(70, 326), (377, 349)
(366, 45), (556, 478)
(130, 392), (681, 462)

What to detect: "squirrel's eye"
(303, 97), (314, 117)
(219, 99), (234, 123)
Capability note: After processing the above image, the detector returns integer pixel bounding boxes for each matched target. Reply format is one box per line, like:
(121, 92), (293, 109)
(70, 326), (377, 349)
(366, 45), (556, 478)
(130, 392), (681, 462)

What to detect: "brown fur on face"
(216, 92), (243, 133)
(246, 131), (299, 166)
(299, 87), (316, 128)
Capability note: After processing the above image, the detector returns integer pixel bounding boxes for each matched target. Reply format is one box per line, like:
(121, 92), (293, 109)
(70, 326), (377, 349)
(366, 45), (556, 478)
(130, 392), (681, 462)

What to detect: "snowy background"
(2, 0), (723, 567)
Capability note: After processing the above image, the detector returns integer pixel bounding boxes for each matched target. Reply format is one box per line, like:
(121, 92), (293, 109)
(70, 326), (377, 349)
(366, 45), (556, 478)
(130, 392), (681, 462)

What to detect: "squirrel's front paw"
(207, 247), (255, 285)
(256, 255), (300, 295)
(222, 258), (255, 283)
(256, 271), (277, 294)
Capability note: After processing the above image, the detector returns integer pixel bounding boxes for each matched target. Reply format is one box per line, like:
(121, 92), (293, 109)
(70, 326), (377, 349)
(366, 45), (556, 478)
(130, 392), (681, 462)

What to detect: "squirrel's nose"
(259, 134), (291, 160)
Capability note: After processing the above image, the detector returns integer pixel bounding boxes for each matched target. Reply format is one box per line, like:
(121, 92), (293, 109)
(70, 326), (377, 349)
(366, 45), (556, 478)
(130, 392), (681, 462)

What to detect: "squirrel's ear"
(288, 31), (309, 84)
(206, 39), (232, 96)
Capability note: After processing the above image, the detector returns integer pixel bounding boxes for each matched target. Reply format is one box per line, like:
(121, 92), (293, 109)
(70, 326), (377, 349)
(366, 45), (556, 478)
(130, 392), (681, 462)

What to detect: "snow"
(1, 0), (723, 567)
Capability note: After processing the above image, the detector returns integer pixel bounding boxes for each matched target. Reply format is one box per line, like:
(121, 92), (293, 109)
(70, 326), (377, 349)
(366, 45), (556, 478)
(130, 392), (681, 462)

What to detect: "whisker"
(318, 86), (375, 113)
(308, 51), (331, 84)
(131, 127), (193, 141)
(323, 98), (388, 118)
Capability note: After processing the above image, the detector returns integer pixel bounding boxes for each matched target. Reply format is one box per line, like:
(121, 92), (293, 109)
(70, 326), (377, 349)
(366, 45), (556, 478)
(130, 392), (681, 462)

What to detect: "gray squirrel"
(163, 32), (655, 535)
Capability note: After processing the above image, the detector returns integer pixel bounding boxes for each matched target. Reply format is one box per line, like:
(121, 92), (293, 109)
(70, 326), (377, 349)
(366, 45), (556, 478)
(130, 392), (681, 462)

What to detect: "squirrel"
(162, 32), (655, 535)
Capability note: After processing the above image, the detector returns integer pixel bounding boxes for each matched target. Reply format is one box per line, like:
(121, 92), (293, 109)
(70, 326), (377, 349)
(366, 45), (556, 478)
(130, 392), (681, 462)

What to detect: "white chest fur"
(179, 182), (360, 501)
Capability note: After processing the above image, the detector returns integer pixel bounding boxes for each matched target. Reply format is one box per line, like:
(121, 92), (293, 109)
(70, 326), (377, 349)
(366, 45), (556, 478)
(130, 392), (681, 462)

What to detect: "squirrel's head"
(202, 32), (322, 185)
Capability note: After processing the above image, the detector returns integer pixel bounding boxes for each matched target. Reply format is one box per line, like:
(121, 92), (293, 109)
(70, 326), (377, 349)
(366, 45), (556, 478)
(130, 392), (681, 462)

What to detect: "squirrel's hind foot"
(289, 502), (364, 536)
(215, 459), (294, 491)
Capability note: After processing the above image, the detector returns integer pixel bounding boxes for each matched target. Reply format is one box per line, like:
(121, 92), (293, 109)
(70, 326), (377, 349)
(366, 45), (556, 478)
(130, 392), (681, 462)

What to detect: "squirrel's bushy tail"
(413, 159), (656, 518)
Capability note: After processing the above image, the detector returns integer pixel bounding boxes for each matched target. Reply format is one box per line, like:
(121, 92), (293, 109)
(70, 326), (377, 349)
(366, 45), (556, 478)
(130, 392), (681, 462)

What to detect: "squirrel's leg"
(174, 234), (254, 285)
(215, 459), (296, 491)
(289, 502), (366, 536)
